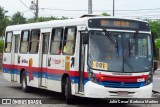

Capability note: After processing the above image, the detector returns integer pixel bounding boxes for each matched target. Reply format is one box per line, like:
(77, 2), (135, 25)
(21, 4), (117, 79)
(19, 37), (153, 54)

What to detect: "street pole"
(88, 0), (92, 14)
(113, 0), (115, 17)
(35, 0), (38, 19)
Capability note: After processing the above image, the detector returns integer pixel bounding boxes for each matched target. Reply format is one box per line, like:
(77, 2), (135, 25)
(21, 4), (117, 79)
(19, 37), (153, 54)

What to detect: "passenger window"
(50, 28), (63, 54)
(20, 30), (29, 53)
(63, 27), (76, 55)
(4, 32), (12, 53)
(14, 35), (20, 53)
(29, 29), (40, 53)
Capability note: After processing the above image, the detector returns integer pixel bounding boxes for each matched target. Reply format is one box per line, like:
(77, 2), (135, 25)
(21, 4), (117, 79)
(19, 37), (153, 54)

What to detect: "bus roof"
(6, 16), (147, 32)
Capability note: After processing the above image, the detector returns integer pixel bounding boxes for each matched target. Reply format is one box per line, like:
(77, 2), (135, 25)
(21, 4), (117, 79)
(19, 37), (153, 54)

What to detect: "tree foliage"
(0, 16), (10, 36)
(0, 6), (8, 20)
(155, 39), (160, 49)
(11, 12), (26, 25)
(0, 6), (10, 37)
(0, 40), (4, 53)
(27, 16), (69, 23)
(101, 12), (111, 16)
(148, 20), (160, 39)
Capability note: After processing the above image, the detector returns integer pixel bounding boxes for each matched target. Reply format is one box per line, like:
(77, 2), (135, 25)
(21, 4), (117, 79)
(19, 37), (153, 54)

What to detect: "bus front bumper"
(84, 81), (152, 98)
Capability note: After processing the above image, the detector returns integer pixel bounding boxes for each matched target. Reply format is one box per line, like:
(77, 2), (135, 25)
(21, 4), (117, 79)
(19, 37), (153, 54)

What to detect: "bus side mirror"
(152, 36), (156, 58)
(81, 32), (89, 44)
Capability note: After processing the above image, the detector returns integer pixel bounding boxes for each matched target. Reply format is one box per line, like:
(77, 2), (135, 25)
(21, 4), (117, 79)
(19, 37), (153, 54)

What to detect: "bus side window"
(63, 27), (76, 55)
(20, 30), (29, 53)
(50, 28), (63, 54)
(29, 29), (40, 53)
(4, 32), (12, 53)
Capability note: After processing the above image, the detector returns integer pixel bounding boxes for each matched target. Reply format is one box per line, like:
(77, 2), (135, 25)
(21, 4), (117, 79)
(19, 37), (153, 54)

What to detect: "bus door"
(78, 32), (88, 93)
(11, 33), (20, 82)
(40, 33), (50, 87)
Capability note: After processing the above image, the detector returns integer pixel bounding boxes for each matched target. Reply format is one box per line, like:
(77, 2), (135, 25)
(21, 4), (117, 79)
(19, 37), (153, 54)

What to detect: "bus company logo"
(21, 58), (28, 64)
(52, 58), (61, 64)
(137, 78), (145, 82)
(2, 99), (11, 104)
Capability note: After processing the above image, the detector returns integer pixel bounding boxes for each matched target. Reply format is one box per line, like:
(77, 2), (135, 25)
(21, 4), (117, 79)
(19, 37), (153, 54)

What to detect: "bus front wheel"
(65, 77), (73, 104)
(22, 71), (29, 92)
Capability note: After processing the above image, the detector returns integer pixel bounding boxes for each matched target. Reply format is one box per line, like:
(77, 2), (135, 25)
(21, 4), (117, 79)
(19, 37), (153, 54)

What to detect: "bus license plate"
(118, 91), (128, 96)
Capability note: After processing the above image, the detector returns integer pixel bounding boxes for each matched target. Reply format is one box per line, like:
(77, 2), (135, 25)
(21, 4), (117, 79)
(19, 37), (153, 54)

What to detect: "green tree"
(155, 39), (160, 48)
(148, 20), (160, 39)
(27, 18), (35, 23)
(0, 16), (10, 36)
(0, 6), (10, 37)
(0, 6), (8, 20)
(11, 12), (26, 25)
(60, 16), (69, 20)
(101, 12), (111, 16)
(0, 40), (4, 53)
(27, 16), (68, 23)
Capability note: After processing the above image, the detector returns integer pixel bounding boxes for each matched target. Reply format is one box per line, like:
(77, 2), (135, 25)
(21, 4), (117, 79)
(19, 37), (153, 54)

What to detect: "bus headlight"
(145, 72), (153, 85)
(88, 69), (97, 83)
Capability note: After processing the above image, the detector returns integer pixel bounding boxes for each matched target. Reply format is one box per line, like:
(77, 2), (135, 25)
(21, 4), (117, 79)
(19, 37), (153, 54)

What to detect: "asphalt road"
(153, 70), (160, 93)
(0, 70), (160, 107)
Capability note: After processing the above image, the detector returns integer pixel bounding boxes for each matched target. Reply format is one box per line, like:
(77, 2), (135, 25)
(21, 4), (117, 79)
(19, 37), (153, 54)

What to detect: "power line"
(18, 0), (35, 15)
(40, 8), (87, 12)
(115, 8), (160, 12)
(40, 7), (160, 12)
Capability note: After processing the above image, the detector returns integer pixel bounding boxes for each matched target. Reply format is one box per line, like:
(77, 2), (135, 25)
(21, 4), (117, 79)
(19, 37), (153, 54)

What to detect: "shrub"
(0, 40), (4, 53)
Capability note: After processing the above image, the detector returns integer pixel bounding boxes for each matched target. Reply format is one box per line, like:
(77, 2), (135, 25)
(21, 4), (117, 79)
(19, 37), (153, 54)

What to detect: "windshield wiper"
(130, 30), (139, 50)
(103, 29), (117, 48)
(133, 30), (139, 38)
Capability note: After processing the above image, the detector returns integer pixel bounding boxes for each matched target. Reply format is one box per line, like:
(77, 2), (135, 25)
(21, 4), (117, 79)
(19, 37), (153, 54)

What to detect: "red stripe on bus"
(2, 64), (88, 78)
(95, 73), (148, 82)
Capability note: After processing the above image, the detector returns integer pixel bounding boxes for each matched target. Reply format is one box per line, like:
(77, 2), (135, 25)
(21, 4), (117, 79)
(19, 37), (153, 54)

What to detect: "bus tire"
(65, 77), (73, 104)
(22, 71), (29, 92)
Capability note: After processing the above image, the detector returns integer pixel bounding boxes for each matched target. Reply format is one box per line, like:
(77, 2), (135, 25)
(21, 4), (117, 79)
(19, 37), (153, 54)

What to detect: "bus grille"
(101, 81), (145, 88)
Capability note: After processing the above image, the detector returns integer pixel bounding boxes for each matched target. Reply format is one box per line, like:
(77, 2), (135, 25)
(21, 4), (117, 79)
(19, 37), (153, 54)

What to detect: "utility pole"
(88, 0), (92, 14)
(113, 0), (115, 16)
(30, 0), (38, 19)
(35, 0), (38, 19)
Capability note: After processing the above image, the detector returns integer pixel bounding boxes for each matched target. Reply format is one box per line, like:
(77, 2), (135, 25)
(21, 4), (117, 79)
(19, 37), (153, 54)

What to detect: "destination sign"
(88, 18), (150, 31)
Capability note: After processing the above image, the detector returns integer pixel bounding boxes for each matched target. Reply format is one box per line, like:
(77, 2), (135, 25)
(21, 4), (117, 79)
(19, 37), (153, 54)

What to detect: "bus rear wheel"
(22, 71), (29, 92)
(65, 77), (73, 104)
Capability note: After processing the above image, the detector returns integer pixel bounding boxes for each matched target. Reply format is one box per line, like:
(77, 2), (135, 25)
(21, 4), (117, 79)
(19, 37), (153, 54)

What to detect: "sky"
(0, 0), (160, 20)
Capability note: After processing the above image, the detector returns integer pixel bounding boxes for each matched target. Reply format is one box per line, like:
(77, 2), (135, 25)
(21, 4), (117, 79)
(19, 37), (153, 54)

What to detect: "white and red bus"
(2, 16), (154, 103)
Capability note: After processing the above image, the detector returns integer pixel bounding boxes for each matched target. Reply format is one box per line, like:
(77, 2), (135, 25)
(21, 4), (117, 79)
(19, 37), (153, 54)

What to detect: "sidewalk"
(157, 68), (160, 71)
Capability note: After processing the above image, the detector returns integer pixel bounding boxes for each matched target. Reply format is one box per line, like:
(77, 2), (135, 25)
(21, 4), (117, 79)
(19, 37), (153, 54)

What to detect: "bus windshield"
(88, 30), (152, 72)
